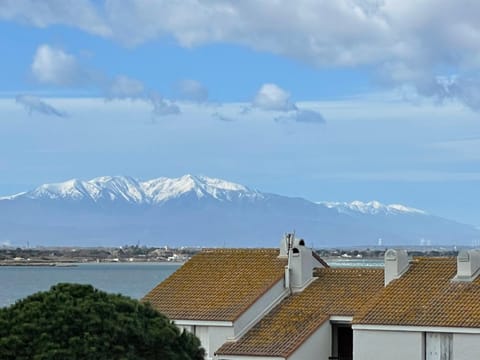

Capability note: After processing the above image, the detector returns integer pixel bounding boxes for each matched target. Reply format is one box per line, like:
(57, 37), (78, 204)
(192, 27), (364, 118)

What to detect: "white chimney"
(454, 249), (480, 281)
(288, 237), (315, 292)
(384, 249), (409, 286)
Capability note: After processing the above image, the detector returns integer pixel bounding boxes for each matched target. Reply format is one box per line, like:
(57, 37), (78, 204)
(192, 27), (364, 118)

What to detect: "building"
(144, 235), (480, 360)
(353, 249), (480, 360)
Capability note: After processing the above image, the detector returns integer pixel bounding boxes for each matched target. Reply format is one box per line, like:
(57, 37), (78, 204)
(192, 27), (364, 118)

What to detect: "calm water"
(0, 262), (181, 308)
(327, 258), (384, 268)
(0, 259), (383, 308)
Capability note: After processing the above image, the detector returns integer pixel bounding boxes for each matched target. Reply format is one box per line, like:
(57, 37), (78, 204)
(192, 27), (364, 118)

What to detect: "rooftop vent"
(384, 249), (409, 286)
(453, 249), (480, 282)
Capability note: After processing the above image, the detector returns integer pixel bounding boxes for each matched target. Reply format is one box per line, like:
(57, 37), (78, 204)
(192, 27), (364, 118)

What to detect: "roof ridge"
(411, 256), (456, 262)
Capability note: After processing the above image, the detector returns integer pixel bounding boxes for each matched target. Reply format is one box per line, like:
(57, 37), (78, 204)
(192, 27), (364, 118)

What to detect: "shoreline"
(0, 262), (78, 267)
(0, 260), (185, 267)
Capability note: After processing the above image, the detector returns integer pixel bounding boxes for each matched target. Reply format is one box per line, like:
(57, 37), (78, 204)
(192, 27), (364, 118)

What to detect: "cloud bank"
(5, 0), (480, 110)
(0, 0), (110, 36)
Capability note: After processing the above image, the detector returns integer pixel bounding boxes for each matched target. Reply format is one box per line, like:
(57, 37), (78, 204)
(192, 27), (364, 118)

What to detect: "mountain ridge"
(0, 175), (263, 204)
(0, 175), (428, 215)
(0, 175), (478, 247)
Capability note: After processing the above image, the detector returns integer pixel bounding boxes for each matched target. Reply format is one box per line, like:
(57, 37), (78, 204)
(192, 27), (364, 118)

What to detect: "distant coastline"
(0, 245), (459, 267)
(0, 245), (193, 267)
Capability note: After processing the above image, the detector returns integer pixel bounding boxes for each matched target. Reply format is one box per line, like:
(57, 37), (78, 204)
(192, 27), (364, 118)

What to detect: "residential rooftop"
(217, 267), (384, 358)
(143, 248), (287, 321)
(354, 256), (480, 328)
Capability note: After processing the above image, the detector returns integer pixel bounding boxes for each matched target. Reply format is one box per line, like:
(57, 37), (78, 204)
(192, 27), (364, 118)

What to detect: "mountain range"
(0, 175), (478, 248)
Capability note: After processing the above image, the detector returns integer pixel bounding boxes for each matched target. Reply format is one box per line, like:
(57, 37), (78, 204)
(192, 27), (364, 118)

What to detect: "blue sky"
(0, 0), (480, 227)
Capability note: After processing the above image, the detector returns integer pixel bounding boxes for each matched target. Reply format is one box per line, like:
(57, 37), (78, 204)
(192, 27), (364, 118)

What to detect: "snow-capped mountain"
(0, 175), (479, 247)
(320, 200), (426, 216)
(2, 175), (263, 204)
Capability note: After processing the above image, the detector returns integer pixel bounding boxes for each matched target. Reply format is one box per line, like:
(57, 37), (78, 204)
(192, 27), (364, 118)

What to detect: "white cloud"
(10, 1), (480, 110)
(253, 83), (297, 112)
(31, 45), (84, 86)
(251, 83), (326, 124)
(0, 0), (110, 36)
(29, 44), (179, 118)
(16, 94), (67, 117)
(103, 0), (480, 111)
(175, 79), (208, 102)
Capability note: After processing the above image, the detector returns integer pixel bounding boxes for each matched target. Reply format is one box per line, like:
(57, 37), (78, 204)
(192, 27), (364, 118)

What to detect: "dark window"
(330, 323), (352, 360)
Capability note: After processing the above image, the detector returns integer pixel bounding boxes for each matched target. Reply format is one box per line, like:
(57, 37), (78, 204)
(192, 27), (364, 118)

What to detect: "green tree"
(0, 283), (204, 360)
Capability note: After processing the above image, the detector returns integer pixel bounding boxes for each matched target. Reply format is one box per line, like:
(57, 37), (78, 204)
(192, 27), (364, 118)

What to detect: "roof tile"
(143, 249), (286, 321)
(354, 257), (480, 328)
(217, 267), (384, 358)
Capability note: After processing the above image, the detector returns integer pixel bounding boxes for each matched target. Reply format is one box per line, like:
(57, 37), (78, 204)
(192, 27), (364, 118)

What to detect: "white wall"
(234, 279), (288, 338)
(205, 326), (235, 360)
(354, 330), (424, 360)
(196, 326), (210, 357)
(289, 320), (331, 360)
(453, 333), (480, 359)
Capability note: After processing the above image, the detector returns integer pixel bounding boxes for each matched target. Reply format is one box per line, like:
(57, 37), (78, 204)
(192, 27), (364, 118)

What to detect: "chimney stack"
(384, 249), (409, 286)
(289, 237), (313, 291)
(454, 249), (480, 282)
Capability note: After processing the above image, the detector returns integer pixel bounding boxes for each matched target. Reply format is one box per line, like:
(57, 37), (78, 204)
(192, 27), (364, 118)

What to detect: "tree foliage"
(0, 283), (204, 360)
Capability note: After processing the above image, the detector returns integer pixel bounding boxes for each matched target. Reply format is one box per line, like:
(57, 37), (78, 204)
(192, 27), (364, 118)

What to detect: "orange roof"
(143, 249), (287, 321)
(355, 257), (480, 328)
(217, 267), (384, 358)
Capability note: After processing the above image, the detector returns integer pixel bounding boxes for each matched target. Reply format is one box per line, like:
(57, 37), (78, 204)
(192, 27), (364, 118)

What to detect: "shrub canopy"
(0, 283), (205, 360)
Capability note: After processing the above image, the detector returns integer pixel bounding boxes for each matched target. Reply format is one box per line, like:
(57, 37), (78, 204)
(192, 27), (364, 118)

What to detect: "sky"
(0, 0), (479, 227)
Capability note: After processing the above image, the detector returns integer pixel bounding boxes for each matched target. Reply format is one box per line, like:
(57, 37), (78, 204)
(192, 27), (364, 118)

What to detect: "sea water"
(0, 262), (181, 308)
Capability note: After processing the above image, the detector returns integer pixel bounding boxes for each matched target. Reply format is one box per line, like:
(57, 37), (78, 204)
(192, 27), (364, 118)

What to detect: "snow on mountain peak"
(142, 174), (260, 202)
(27, 179), (89, 200)
(320, 200), (426, 215)
(0, 176), (426, 216)
(1, 175), (262, 204)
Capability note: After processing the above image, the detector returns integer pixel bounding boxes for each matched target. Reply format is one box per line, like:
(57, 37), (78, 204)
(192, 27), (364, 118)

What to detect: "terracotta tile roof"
(217, 267), (384, 358)
(354, 257), (480, 328)
(143, 249), (287, 321)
